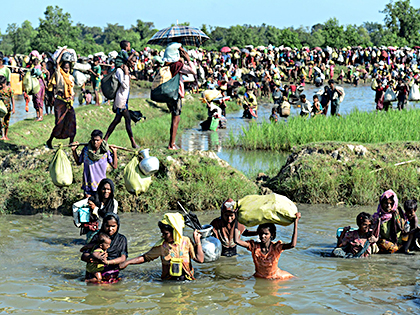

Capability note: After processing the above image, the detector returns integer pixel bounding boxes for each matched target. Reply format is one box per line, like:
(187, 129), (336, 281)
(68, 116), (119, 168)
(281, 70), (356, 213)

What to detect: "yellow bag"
(238, 193), (298, 227)
(169, 258), (183, 277)
(49, 146), (73, 187)
(123, 155), (152, 195)
(151, 66), (172, 90)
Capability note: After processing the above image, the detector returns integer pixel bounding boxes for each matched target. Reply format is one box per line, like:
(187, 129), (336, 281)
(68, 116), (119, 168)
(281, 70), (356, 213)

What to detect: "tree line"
(0, 0), (419, 56)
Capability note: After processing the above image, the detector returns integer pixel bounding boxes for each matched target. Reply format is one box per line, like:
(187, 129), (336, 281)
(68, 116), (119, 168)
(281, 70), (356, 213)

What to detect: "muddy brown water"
(0, 207), (419, 314)
(5, 84), (420, 313)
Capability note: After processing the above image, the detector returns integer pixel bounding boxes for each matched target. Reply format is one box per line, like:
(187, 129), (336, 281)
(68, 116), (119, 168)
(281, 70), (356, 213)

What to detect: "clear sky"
(2, 0), (420, 33)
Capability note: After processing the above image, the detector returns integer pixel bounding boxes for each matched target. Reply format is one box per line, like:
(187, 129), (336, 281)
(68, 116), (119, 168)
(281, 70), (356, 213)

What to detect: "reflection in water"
(0, 208), (419, 313)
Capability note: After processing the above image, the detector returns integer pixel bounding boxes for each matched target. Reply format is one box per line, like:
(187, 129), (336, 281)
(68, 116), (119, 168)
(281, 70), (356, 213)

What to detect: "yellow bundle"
(123, 155), (152, 195)
(201, 90), (222, 103)
(238, 193), (298, 227)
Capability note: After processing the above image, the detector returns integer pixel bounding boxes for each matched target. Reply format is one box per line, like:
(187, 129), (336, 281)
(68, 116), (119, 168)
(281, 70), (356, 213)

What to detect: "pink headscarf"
(373, 189), (398, 222)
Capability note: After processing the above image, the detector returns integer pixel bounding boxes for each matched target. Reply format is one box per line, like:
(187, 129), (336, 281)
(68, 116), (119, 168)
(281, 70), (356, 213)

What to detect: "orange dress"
(247, 240), (294, 280)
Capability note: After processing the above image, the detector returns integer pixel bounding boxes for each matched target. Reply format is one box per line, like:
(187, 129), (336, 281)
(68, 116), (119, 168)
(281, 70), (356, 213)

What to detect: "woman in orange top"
(235, 213), (301, 280)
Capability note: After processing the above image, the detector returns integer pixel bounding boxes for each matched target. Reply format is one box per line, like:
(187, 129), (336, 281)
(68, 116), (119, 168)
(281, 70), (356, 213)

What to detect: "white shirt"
(114, 68), (130, 109)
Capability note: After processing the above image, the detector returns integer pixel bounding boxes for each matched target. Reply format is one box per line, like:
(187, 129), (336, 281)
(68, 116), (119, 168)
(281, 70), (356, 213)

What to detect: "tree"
(322, 18), (344, 48)
(381, 0), (420, 45)
(5, 21), (36, 55)
(32, 6), (81, 53)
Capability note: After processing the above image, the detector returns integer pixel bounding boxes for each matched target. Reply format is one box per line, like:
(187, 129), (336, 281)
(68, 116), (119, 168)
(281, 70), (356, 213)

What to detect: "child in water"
(334, 212), (379, 258)
(85, 233), (111, 283)
(402, 200), (419, 255)
(234, 213), (301, 280)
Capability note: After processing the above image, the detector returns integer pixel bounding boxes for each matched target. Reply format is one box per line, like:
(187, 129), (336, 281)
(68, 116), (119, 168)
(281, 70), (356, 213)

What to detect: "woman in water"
(119, 213), (204, 280)
(210, 198), (257, 257)
(373, 189), (405, 253)
(81, 213), (127, 283)
(235, 213), (301, 280)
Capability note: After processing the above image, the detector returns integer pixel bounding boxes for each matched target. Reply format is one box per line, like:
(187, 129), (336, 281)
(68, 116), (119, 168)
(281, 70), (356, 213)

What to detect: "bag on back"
(238, 193), (298, 227)
(101, 69), (120, 100)
(151, 66), (180, 103)
(123, 155), (152, 195)
(49, 146), (73, 187)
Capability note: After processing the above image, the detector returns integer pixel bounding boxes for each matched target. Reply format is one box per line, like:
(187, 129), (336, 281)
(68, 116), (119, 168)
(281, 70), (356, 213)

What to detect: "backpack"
(151, 66), (180, 103)
(101, 69), (120, 100)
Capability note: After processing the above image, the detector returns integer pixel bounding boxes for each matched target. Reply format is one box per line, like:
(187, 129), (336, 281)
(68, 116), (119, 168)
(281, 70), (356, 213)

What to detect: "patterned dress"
(0, 86), (14, 128)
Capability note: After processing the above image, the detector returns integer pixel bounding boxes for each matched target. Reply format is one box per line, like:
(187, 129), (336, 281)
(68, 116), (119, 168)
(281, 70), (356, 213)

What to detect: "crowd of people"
(2, 42), (420, 284)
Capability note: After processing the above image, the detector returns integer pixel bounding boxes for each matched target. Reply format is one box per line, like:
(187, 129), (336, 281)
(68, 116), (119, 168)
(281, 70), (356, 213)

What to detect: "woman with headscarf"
(373, 189), (405, 253)
(46, 49), (76, 149)
(210, 198), (257, 257)
(81, 213), (127, 283)
(29, 52), (46, 122)
(119, 213), (204, 281)
(96, 178), (118, 218)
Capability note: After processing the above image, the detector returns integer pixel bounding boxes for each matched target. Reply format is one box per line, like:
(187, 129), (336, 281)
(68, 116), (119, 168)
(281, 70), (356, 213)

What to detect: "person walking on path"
(104, 41), (139, 149)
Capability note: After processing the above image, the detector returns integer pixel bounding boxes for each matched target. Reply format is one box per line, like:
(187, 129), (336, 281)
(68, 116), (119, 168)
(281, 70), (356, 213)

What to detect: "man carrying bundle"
(71, 129), (117, 198)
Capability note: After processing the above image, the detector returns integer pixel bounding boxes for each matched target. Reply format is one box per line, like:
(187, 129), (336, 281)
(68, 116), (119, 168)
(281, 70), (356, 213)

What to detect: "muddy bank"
(261, 142), (420, 205)
(0, 143), (258, 214)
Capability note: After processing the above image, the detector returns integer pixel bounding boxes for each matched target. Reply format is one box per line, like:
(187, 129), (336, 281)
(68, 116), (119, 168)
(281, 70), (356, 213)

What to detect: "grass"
(0, 95), (257, 214)
(265, 142), (420, 205)
(228, 109), (419, 151)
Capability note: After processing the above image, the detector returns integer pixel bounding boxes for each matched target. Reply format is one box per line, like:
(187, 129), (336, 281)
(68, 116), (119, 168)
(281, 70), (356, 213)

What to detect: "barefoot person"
(163, 43), (197, 150)
(46, 50), (76, 148)
(104, 41), (138, 148)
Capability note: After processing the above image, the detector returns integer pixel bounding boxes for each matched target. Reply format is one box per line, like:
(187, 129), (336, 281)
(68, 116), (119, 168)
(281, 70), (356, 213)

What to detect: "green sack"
(150, 73), (180, 103)
(0, 100), (7, 118)
(49, 146), (73, 187)
(238, 193), (298, 227)
(22, 71), (33, 94)
(31, 77), (40, 95)
(209, 117), (219, 131)
(101, 69), (120, 100)
(22, 71), (40, 95)
(123, 155), (152, 195)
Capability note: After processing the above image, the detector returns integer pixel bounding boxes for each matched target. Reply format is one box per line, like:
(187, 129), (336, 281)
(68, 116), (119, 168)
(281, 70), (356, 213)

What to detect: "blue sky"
(2, 0), (420, 33)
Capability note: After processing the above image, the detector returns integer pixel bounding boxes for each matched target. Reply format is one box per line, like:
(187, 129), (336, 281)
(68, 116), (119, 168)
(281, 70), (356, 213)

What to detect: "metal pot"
(139, 149), (159, 176)
(198, 224), (222, 263)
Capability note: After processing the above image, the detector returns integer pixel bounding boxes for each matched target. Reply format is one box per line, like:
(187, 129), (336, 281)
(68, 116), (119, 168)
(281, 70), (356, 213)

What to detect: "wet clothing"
(247, 240), (294, 280)
(339, 230), (373, 258)
(143, 236), (196, 280)
(211, 217), (246, 257)
(85, 213), (127, 282)
(86, 248), (106, 273)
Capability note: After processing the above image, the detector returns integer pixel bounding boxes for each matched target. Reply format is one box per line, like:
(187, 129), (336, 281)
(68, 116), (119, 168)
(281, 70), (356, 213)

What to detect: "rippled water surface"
(5, 84), (420, 314)
(0, 207), (419, 314)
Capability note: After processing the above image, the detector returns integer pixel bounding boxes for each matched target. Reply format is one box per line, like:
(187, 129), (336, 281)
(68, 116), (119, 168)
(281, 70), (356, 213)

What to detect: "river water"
(1, 207), (419, 314)
(4, 84), (420, 313)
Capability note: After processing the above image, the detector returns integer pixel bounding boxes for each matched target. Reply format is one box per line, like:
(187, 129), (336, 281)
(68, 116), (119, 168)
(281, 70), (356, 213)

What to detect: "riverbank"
(228, 108), (419, 151)
(0, 95), (256, 214)
(261, 141), (420, 205)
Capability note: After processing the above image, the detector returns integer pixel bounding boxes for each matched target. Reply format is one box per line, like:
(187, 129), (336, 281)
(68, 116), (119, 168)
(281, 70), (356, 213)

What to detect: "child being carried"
(85, 233), (111, 283)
